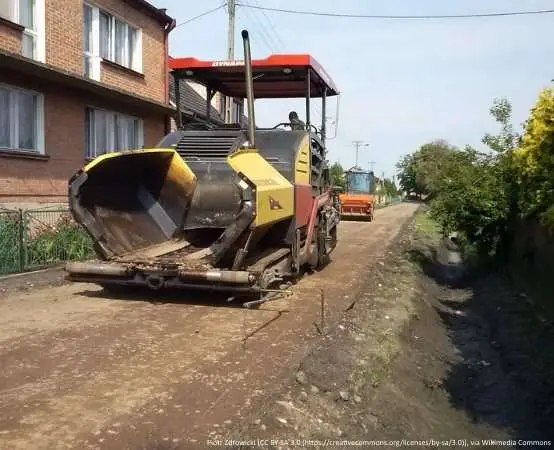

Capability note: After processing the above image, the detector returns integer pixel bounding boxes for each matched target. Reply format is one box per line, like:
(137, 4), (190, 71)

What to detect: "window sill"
(101, 59), (144, 79)
(0, 16), (25, 33)
(0, 149), (49, 160)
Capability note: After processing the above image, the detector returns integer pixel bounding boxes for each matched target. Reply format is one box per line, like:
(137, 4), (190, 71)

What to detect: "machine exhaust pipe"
(241, 29), (256, 148)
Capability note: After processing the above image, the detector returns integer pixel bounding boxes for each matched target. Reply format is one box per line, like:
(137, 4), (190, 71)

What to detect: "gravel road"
(0, 202), (419, 450)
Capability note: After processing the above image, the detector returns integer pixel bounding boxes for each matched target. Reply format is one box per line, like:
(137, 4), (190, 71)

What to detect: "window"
(0, 84), (44, 153)
(0, 0), (44, 62)
(83, 3), (142, 79)
(85, 108), (143, 158)
(346, 172), (373, 193)
(83, 3), (93, 78)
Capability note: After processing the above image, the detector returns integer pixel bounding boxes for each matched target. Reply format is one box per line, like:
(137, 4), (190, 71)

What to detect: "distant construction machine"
(64, 30), (341, 303)
(338, 166), (376, 221)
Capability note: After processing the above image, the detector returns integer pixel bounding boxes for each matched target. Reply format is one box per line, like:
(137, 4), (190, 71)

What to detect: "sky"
(150, 0), (554, 179)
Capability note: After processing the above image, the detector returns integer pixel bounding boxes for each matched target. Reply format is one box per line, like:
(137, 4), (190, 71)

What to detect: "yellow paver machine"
(64, 30), (341, 305)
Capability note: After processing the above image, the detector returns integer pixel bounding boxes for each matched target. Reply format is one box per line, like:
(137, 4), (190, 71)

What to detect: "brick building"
(0, 0), (176, 208)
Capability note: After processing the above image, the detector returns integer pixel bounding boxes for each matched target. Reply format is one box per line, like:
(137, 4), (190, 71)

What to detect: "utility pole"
(352, 140), (369, 167)
(225, 0), (236, 124)
(369, 161), (376, 172)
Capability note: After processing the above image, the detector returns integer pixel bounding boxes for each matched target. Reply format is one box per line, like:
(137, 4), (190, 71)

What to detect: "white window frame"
(83, 2), (143, 80)
(85, 106), (144, 159)
(0, 0), (45, 63)
(0, 82), (45, 154)
(83, 3), (101, 80)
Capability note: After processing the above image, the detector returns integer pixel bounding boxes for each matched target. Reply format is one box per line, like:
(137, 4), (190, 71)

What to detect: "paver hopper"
(65, 30), (341, 300)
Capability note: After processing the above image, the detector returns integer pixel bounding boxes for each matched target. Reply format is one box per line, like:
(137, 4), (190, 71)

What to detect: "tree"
(482, 97), (520, 154)
(396, 139), (458, 198)
(396, 154), (425, 197)
(330, 162), (345, 188)
(382, 178), (399, 197)
(412, 140), (459, 198)
(428, 148), (510, 255)
(513, 86), (554, 224)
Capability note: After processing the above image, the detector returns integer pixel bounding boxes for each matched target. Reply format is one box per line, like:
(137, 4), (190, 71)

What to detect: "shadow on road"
(409, 237), (554, 446)
(75, 285), (258, 309)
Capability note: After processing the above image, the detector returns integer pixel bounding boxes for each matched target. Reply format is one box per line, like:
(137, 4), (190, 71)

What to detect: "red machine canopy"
(168, 54), (339, 99)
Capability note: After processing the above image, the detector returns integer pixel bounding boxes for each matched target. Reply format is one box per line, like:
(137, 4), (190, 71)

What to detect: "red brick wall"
(144, 114), (166, 147)
(96, 0), (166, 103)
(0, 19), (23, 54)
(43, 0), (167, 103)
(45, 0), (83, 75)
(0, 76), (166, 205)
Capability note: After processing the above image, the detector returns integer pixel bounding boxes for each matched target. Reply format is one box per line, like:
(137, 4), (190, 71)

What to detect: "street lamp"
(352, 141), (369, 167)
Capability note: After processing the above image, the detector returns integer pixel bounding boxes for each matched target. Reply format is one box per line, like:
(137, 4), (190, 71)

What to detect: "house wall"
(0, 19), (22, 54)
(45, 0), (83, 74)
(44, 0), (167, 103)
(0, 1), (168, 104)
(93, 0), (167, 103)
(0, 73), (165, 208)
(0, 0), (172, 208)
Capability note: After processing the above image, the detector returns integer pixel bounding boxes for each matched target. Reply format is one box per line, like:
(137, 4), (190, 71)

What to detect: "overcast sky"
(151, 0), (554, 178)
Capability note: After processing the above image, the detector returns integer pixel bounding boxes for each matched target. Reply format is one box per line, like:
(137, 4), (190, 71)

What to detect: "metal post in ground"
(18, 209), (24, 272)
(320, 289), (325, 333)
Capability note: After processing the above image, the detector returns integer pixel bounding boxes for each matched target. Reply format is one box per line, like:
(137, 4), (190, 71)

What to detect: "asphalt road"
(0, 202), (419, 450)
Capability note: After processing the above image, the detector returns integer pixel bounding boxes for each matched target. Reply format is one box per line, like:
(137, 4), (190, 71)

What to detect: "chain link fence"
(0, 207), (95, 276)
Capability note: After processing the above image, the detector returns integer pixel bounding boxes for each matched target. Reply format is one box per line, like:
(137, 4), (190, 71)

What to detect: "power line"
(238, 4), (277, 53)
(175, 3), (227, 29)
(235, 3), (554, 20)
(238, 4), (324, 121)
(247, 0), (286, 51)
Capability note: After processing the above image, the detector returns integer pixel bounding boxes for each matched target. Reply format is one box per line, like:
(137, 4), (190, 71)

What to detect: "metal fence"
(0, 207), (95, 276)
(0, 197), (405, 276)
(375, 195), (403, 207)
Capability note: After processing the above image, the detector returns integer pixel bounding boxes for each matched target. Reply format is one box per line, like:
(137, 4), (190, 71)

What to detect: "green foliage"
(482, 97), (521, 153)
(381, 177), (400, 197)
(415, 209), (441, 236)
(428, 149), (510, 257)
(330, 162), (345, 188)
(396, 140), (458, 198)
(396, 89), (554, 262)
(26, 213), (94, 267)
(396, 153), (426, 197)
(0, 213), (21, 275)
(513, 87), (554, 223)
(0, 211), (94, 275)
(395, 98), (518, 259)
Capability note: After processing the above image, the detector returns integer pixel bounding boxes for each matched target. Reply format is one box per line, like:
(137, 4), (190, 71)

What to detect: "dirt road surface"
(0, 202), (419, 450)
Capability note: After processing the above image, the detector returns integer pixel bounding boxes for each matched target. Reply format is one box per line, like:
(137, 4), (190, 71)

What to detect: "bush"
(513, 86), (554, 226)
(26, 212), (94, 266)
(0, 210), (94, 274)
(0, 213), (21, 275)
